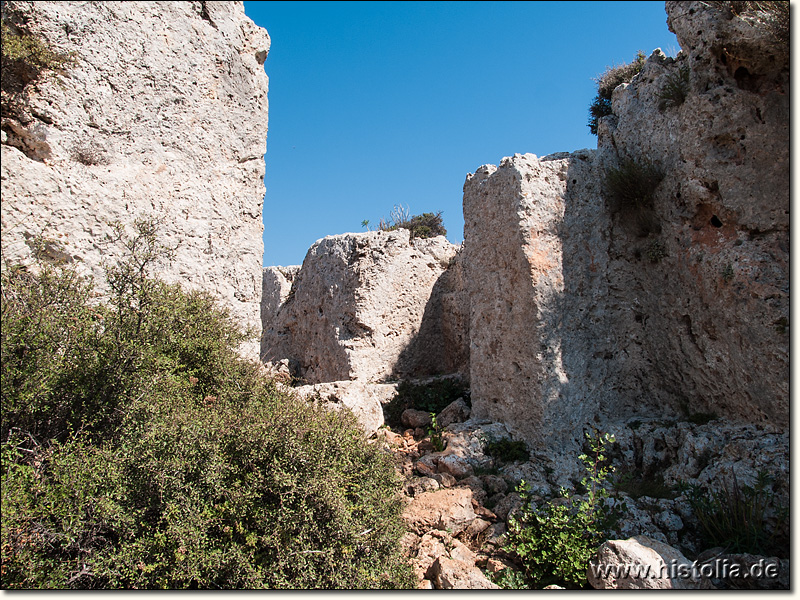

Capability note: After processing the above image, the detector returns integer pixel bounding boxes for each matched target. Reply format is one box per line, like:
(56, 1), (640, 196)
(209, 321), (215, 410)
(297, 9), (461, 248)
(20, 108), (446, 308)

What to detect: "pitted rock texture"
(0, 1), (270, 359)
(261, 229), (460, 383)
(291, 380), (396, 436)
(588, 536), (709, 590)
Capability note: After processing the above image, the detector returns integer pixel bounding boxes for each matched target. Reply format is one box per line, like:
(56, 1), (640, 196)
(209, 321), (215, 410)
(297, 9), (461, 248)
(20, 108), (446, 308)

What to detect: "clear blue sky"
(243, 1), (679, 267)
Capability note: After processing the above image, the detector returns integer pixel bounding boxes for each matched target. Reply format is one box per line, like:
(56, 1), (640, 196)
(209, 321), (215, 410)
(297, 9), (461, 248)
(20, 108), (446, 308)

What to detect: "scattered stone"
(438, 454), (474, 480)
(437, 398), (471, 428)
(486, 557), (516, 574)
(492, 493), (522, 523)
(482, 474), (509, 495)
(481, 522), (507, 548)
(462, 517), (492, 540)
(401, 408), (433, 429)
(433, 472), (457, 488)
(406, 477), (440, 497)
(414, 461), (437, 478)
(430, 556), (500, 590)
(402, 488), (477, 536)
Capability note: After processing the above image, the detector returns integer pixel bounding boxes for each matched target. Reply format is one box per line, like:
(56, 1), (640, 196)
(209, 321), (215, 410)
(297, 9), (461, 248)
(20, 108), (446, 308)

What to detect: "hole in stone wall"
(710, 215), (723, 228)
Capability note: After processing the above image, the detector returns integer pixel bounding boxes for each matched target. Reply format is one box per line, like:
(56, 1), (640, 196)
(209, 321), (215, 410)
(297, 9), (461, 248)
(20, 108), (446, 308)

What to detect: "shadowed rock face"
(462, 1), (788, 448)
(261, 229), (461, 384)
(1, 1), (270, 359)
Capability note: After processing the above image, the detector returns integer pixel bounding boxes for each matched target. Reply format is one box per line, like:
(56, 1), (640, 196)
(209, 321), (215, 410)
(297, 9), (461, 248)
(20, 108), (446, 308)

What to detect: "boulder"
(291, 380), (397, 435)
(430, 556), (499, 590)
(437, 398), (471, 428)
(588, 535), (708, 590)
(401, 408), (433, 429)
(438, 454), (474, 480)
(402, 488), (477, 535)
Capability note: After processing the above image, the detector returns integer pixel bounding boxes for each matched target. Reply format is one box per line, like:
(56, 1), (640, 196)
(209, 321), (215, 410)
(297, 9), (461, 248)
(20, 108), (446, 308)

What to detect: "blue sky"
(243, 1), (680, 267)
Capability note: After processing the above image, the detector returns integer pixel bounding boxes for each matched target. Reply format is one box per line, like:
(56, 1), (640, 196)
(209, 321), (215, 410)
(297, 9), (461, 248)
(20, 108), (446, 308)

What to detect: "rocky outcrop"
(261, 229), (462, 383)
(463, 151), (620, 454)
(599, 1), (789, 427)
(1, 1), (270, 359)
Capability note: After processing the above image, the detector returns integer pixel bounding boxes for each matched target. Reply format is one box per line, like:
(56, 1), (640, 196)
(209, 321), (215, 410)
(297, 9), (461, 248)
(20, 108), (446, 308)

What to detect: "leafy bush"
(378, 205), (447, 239)
(499, 432), (618, 589)
(682, 471), (788, 558)
(384, 378), (468, 427)
(657, 64), (690, 110)
(1, 221), (413, 589)
(483, 438), (529, 463)
(588, 51), (645, 135)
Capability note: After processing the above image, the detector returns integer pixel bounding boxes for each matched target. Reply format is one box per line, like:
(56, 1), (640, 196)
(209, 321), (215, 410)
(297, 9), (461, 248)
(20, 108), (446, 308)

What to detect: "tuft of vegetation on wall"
(1, 21), (74, 99)
(588, 51), (646, 135)
(710, 1), (789, 47)
(378, 205), (447, 239)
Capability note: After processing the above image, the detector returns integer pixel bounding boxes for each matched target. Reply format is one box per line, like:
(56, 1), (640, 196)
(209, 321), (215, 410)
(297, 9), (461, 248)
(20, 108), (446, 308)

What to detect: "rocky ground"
(373, 387), (790, 590)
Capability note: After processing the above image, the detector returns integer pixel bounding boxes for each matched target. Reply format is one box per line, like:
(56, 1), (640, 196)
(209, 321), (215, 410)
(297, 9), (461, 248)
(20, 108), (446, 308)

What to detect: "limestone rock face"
(261, 229), (460, 383)
(462, 1), (788, 450)
(1, 1), (270, 359)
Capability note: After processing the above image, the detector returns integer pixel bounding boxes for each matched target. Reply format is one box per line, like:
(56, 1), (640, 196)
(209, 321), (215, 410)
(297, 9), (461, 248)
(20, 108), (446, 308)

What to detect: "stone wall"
(462, 0), (788, 447)
(0, 1), (270, 359)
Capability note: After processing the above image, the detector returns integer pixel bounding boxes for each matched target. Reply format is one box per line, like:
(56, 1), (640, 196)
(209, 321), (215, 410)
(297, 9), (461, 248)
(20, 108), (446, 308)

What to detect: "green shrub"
(483, 437), (529, 463)
(721, 263), (735, 283)
(1, 22), (74, 99)
(682, 471), (788, 558)
(588, 51), (645, 135)
(378, 205), (447, 239)
(500, 432), (619, 589)
(1, 221), (413, 589)
(384, 378), (468, 427)
(645, 239), (667, 263)
(657, 64), (690, 110)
